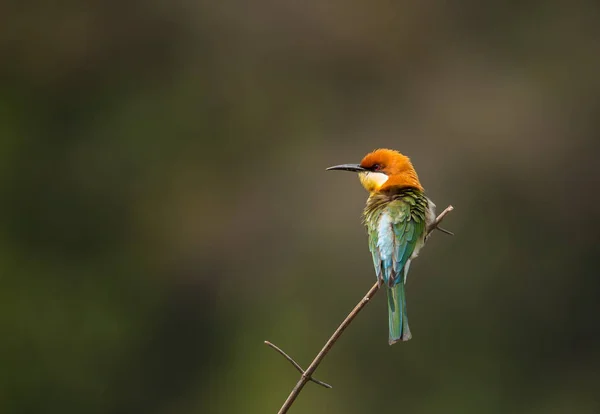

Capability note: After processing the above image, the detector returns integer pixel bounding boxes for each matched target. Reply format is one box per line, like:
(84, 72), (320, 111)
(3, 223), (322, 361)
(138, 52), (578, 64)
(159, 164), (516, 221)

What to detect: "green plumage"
(363, 188), (428, 344)
(387, 283), (411, 342)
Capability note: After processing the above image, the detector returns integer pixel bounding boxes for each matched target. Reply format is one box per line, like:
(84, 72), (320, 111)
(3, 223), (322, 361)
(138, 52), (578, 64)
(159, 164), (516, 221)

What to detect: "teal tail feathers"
(387, 283), (412, 344)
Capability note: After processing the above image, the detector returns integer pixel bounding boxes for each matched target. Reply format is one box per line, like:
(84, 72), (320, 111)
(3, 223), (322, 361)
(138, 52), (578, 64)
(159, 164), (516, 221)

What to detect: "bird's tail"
(387, 283), (412, 344)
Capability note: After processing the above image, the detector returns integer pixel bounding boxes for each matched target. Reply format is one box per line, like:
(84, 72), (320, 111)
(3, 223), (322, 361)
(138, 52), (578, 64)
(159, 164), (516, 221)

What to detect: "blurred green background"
(1, 1), (599, 413)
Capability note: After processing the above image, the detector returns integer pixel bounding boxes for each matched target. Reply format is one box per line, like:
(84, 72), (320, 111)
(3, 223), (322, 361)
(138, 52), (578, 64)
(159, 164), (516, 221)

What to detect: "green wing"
(389, 195), (425, 286)
(365, 190), (427, 287)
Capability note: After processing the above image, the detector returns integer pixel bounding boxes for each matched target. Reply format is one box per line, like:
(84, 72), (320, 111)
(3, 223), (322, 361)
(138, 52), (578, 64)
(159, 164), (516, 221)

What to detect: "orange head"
(326, 148), (423, 193)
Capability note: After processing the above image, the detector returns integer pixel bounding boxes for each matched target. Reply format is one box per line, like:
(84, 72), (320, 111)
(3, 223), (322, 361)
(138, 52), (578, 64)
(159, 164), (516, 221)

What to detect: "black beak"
(325, 163), (366, 172)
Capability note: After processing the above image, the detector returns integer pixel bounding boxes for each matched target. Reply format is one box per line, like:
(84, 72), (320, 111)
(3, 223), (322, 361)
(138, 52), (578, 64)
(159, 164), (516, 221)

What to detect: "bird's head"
(326, 148), (423, 193)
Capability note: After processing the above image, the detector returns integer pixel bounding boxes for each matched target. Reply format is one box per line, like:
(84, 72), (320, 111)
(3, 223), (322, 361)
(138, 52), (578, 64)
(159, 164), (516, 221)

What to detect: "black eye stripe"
(361, 164), (383, 172)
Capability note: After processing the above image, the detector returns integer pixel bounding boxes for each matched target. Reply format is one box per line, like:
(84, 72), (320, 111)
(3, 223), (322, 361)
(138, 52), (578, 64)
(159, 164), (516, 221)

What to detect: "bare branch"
(434, 226), (454, 236)
(426, 205), (454, 237)
(269, 205), (454, 414)
(264, 341), (332, 389)
(426, 206), (454, 237)
(274, 282), (379, 414)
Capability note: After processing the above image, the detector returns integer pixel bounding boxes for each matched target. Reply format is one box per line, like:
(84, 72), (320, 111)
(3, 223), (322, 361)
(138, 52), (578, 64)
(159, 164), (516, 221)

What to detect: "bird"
(326, 148), (436, 344)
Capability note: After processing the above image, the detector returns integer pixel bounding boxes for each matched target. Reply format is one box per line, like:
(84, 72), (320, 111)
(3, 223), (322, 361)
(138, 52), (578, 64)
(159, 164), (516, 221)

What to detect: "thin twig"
(264, 341), (332, 388)
(269, 205), (454, 414)
(435, 226), (454, 236)
(427, 205), (454, 236)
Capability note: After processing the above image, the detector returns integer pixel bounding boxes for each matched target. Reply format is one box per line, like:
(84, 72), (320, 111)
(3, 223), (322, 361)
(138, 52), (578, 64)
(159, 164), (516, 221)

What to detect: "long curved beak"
(325, 163), (366, 172)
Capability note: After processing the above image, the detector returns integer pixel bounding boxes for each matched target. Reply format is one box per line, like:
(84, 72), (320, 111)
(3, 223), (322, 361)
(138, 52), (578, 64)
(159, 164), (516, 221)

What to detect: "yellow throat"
(358, 171), (389, 192)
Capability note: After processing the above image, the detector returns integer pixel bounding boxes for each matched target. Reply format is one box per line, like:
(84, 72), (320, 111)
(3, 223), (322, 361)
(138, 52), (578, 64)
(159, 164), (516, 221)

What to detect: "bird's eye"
(373, 164), (381, 171)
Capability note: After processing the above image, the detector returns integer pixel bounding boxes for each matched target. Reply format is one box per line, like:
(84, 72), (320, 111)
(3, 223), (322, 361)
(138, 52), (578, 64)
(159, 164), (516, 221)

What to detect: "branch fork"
(264, 341), (332, 389)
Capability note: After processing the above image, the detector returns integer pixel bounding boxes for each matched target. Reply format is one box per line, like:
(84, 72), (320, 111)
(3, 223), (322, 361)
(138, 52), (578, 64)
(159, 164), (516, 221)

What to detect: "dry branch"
(264, 341), (332, 389)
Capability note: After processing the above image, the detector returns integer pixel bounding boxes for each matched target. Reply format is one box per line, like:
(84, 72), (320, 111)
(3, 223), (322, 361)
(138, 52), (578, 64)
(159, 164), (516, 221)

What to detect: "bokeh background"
(1, 1), (599, 413)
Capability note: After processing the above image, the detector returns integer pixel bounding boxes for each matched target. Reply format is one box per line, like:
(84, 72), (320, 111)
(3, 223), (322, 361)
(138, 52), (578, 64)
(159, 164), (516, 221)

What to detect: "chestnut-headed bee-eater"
(327, 149), (436, 344)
